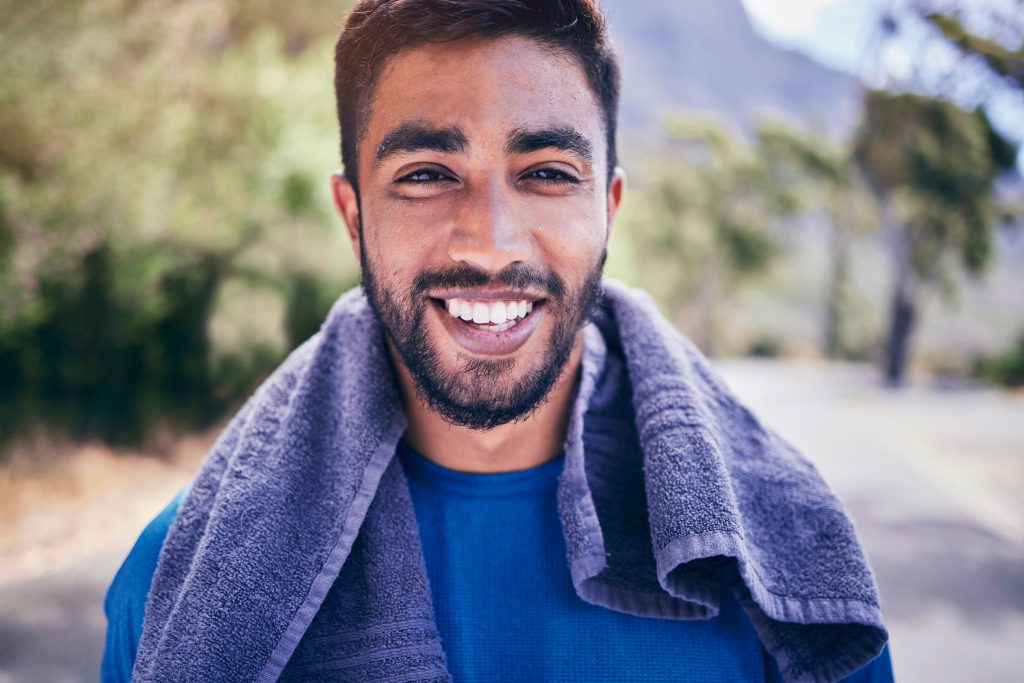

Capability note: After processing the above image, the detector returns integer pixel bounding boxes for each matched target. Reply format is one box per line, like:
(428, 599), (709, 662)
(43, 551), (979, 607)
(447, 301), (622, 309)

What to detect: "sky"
(739, 0), (1024, 171)
(740, 0), (888, 76)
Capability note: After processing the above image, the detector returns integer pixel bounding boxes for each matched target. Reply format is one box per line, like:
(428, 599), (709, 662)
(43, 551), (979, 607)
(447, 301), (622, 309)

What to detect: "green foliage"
(924, 11), (1024, 90)
(976, 331), (1024, 388)
(853, 89), (1017, 384)
(855, 91), (1013, 281)
(283, 271), (354, 350)
(0, 241), (237, 443)
(625, 116), (787, 352)
(977, 108), (1021, 171)
(758, 121), (847, 190)
(0, 0), (358, 449)
(756, 120), (882, 359)
(746, 336), (782, 358)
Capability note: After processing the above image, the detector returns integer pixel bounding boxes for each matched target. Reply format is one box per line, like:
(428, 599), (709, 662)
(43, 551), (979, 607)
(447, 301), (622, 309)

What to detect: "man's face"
(333, 35), (625, 430)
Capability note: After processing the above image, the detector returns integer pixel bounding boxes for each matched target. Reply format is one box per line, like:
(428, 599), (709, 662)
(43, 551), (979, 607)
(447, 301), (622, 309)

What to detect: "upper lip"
(431, 289), (545, 302)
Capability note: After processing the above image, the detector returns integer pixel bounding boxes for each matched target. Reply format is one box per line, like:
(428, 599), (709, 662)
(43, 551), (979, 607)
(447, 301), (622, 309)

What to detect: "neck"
(388, 331), (585, 473)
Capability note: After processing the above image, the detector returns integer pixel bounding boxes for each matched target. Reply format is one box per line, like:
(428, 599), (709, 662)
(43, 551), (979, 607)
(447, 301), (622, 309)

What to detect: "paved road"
(0, 448), (200, 683)
(0, 556), (121, 683)
(1, 360), (1021, 682)
(717, 359), (1024, 683)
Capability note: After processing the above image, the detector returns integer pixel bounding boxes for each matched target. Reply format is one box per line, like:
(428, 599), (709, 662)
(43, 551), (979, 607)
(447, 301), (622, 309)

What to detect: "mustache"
(412, 263), (566, 301)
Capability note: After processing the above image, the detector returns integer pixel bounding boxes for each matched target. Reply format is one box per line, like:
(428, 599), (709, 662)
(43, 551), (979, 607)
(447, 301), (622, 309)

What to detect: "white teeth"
(490, 301), (507, 324)
(441, 297), (537, 326)
(477, 318), (520, 332)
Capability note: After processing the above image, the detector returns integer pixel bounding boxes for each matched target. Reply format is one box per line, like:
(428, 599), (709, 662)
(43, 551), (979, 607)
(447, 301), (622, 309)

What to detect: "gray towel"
(133, 279), (887, 683)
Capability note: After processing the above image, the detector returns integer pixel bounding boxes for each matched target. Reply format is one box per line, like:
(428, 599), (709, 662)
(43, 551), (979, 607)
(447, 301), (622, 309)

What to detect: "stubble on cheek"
(359, 213), (606, 429)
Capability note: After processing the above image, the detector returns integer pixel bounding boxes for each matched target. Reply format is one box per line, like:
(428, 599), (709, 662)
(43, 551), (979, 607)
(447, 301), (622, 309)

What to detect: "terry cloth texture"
(132, 279), (888, 683)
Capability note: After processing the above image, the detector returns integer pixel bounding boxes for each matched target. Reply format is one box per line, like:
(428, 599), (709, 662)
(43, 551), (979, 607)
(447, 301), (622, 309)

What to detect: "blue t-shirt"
(102, 444), (894, 681)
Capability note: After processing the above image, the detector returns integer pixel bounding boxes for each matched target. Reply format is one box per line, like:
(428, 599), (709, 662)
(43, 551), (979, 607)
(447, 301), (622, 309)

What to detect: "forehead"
(363, 35), (604, 163)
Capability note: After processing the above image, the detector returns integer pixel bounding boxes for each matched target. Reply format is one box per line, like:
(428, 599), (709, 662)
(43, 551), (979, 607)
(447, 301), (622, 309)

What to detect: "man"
(103, 1), (894, 681)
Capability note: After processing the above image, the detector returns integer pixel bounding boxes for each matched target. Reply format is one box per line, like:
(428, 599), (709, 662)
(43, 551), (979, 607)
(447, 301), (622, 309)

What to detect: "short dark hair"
(333, 0), (621, 195)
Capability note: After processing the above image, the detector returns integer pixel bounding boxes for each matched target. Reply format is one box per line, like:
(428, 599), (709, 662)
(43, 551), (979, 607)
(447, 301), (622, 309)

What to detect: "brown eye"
(397, 169), (452, 184)
(529, 168), (579, 184)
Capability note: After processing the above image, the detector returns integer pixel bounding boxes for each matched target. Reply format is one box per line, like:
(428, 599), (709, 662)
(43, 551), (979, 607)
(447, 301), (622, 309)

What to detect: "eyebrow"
(374, 123), (470, 166)
(505, 126), (593, 164)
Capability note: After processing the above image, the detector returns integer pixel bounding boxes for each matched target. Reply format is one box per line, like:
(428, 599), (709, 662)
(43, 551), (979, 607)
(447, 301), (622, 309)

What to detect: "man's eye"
(397, 169), (451, 184)
(528, 168), (579, 184)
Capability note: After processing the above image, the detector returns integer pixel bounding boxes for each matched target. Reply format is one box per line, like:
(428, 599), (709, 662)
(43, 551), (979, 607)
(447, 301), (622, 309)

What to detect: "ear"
(605, 166), (627, 243)
(331, 171), (362, 265)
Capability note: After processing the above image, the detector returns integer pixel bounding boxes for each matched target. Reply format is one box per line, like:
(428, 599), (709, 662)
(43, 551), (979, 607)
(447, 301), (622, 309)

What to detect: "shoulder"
(100, 485), (190, 682)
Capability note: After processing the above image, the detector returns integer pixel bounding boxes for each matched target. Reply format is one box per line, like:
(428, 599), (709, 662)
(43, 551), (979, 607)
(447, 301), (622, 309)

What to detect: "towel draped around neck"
(133, 279), (887, 683)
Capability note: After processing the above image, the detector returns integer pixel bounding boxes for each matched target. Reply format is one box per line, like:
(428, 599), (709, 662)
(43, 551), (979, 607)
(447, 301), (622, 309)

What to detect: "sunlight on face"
(353, 35), (619, 429)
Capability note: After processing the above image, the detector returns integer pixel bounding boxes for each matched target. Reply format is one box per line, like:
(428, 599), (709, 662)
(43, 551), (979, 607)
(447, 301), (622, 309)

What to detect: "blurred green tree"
(757, 121), (876, 359)
(627, 117), (786, 354)
(854, 91), (1017, 385)
(0, 0), (358, 450)
(922, 10), (1024, 90)
(978, 330), (1024, 388)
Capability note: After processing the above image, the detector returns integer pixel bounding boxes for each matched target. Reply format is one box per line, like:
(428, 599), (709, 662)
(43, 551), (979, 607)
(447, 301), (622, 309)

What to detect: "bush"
(978, 332), (1024, 389)
(0, 0), (361, 455)
(0, 242), (234, 446)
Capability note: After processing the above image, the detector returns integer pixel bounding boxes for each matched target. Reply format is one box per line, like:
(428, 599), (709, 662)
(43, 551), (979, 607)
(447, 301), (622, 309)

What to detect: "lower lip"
(433, 299), (546, 356)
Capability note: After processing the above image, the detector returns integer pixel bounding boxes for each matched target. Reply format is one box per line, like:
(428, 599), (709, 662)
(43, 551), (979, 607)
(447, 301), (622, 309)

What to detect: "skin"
(331, 35), (626, 473)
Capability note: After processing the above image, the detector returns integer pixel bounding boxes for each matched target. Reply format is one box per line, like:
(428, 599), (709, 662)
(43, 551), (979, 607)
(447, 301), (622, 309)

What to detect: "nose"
(447, 177), (533, 271)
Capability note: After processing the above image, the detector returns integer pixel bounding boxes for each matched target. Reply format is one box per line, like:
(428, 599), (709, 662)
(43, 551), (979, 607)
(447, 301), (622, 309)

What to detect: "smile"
(430, 294), (547, 356)
(443, 297), (534, 331)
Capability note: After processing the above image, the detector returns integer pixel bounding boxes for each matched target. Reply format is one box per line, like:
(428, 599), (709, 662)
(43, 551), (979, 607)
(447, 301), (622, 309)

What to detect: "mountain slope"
(601, 0), (863, 140)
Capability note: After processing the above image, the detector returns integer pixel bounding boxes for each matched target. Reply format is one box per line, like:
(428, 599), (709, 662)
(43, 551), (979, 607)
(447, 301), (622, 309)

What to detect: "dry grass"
(0, 422), (224, 586)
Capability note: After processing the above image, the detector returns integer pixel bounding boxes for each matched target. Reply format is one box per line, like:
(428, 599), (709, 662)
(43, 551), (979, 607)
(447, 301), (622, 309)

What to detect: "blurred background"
(0, 0), (1022, 681)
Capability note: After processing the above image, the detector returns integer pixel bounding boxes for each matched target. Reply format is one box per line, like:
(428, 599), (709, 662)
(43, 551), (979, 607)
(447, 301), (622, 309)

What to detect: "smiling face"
(332, 34), (625, 430)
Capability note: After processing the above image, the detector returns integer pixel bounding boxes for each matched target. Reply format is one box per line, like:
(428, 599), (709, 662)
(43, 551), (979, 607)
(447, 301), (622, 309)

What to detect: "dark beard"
(361, 239), (606, 431)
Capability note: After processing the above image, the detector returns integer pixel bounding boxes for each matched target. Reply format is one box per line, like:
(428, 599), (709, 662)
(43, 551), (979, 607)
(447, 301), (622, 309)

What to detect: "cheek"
(367, 201), (457, 269)
(362, 207), (430, 280)
(533, 208), (607, 278)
